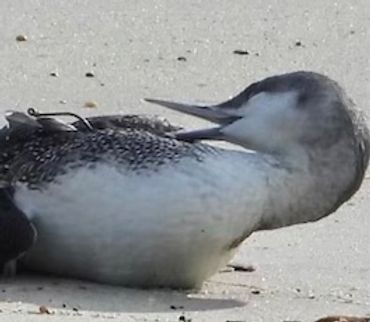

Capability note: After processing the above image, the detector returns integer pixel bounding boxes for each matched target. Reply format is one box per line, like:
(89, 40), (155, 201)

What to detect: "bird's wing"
(4, 110), (183, 141)
(72, 114), (182, 136)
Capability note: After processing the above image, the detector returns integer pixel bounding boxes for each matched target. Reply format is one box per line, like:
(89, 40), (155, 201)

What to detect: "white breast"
(14, 152), (268, 288)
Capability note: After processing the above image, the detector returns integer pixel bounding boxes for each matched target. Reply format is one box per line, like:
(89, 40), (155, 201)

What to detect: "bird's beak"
(144, 98), (240, 142)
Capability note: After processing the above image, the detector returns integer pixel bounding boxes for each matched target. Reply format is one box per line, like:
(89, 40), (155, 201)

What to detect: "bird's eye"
(297, 92), (310, 106)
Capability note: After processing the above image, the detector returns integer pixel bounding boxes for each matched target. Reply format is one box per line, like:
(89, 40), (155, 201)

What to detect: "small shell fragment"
(39, 305), (51, 314)
(16, 34), (28, 42)
(84, 101), (98, 108)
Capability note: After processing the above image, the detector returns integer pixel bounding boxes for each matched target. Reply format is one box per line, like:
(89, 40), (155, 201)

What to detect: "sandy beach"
(0, 1), (369, 321)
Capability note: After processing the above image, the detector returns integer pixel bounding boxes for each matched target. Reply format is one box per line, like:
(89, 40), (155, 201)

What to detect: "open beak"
(144, 98), (240, 142)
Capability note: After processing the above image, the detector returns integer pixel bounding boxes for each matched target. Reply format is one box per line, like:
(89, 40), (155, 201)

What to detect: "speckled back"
(0, 113), (214, 190)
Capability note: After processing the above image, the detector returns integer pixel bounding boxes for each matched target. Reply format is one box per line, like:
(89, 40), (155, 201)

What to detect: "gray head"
(147, 71), (368, 156)
(146, 71), (370, 206)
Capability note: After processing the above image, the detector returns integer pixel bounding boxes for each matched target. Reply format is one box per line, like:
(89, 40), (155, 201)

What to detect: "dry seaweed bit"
(85, 72), (95, 78)
(16, 34), (28, 42)
(39, 305), (51, 314)
(177, 56), (187, 62)
(178, 315), (192, 322)
(295, 41), (303, 47)
(251, 289), (261, 295)
(233, 49), (249, 55)
(228, 264), (256, 272)
(49, 72), (59, 77)
(315, 316), (370, 322)
(84, 101), (98, 108)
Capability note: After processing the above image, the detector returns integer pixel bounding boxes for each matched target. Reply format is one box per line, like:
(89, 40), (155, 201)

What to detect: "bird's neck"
(246, 144), (357, 231)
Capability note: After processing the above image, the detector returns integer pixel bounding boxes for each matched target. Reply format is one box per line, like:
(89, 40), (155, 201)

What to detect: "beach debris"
(16, 34), (28, 42)
(251, 289), (261, 295)
(233, 49), (249, 55)
(39, 305), (51, 314)
(307, 291), (315, 299)
(315, 316), (370, 322)
(49, 72), (59, 77)
(170, 305), (184, 310)
(178, 314), (191, 322)
(177, 56), (187, 62)
(227, 263), (256, 272)
(84, 101), (98, 108)
(85, 72), (95, 78)
(295, 41), (303, 47)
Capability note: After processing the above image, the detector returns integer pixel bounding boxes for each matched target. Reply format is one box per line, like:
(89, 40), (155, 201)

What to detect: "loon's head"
(146, 71), (369, 158)
(147, 71), (370, 210)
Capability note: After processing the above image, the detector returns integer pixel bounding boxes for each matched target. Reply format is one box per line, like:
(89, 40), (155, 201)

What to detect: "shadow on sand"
(0, 273), (245, 313)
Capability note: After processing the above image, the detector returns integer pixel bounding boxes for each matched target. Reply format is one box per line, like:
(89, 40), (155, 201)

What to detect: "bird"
(0, 71), (368, 289)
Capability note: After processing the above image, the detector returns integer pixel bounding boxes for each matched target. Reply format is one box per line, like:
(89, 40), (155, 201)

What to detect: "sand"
(0, 1), (369, 321)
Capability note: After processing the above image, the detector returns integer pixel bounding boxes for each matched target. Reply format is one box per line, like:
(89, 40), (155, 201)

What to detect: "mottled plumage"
(0, 71), (368, 288)
(0, 114), (211, 189)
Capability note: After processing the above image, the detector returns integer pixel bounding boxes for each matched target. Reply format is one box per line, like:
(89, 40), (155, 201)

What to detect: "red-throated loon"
(0, 71), (368, 288)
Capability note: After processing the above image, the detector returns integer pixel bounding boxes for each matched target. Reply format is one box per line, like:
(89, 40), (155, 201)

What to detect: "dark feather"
(0, 187), (36, 275)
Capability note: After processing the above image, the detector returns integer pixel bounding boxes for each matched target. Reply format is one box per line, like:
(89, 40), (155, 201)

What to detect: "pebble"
(178, 315), (191, 322)
(16, 34), (27, 42)
(39, 305), (51, 314)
